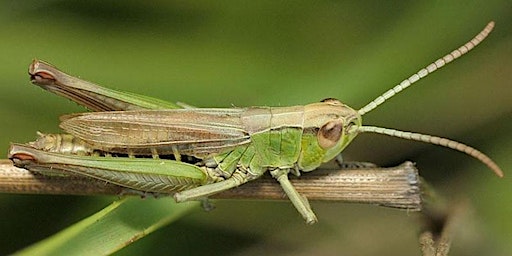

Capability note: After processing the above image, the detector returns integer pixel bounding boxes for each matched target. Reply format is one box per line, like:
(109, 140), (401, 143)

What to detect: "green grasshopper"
(9, 22), (503, 224)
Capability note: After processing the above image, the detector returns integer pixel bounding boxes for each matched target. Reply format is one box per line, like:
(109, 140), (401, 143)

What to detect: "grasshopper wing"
(60, 109), (250, 156)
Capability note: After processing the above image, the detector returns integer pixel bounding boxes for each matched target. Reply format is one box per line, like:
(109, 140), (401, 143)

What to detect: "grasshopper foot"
(338, 161), (378, 169)
(200, 197), (216, 211)
(335, 154), (377, 169)
(119, 188), (162, 199)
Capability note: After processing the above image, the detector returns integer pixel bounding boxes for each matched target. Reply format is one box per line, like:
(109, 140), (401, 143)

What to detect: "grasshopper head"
(299, 98), (361, 171)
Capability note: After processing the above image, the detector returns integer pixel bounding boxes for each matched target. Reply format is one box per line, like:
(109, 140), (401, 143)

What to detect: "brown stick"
(0, 159), (421, 211)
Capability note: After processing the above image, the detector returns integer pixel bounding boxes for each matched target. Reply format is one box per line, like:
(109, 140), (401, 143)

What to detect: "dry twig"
(0, 159), (421, 211)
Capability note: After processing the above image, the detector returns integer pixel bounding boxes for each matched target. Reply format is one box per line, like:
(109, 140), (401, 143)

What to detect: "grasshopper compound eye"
(318, 120), (343, 149)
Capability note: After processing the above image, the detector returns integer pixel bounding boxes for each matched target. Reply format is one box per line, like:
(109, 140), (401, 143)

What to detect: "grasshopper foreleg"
(334, 154), (377, 169)
(270, 169), (318, 225)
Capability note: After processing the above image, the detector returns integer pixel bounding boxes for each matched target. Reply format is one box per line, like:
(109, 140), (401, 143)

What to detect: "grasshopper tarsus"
(200, 198), (216, 212)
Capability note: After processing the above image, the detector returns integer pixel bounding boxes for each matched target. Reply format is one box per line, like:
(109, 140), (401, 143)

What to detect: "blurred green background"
(0, 1), (510, 255)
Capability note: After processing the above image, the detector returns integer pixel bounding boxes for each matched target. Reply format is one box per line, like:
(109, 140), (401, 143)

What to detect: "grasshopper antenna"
(355, 22), (503, 177)
(357, 126), (504, 177)
(358, 21), (495, 116)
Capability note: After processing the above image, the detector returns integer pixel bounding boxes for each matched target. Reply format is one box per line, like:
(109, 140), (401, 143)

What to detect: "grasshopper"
(9, 22), (503, 224)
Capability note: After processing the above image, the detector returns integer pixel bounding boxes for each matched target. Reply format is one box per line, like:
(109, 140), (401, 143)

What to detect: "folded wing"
(60, 108), (250, 156)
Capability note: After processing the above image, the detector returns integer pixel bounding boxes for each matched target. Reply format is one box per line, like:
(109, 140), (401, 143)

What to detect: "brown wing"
(59, 108), (250, 156)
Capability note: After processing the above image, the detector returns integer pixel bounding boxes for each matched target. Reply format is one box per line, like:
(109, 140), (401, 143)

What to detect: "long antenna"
(355, 22), (503, 177)
(358, 126), (504, 177)
(358, 21), (495, 116)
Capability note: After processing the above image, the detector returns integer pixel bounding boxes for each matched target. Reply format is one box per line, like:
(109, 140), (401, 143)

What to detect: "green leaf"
(15, 198), (198, 256)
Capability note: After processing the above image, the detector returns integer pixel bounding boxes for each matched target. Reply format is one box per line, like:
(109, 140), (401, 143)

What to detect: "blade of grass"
(15, 198), (198, 255)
